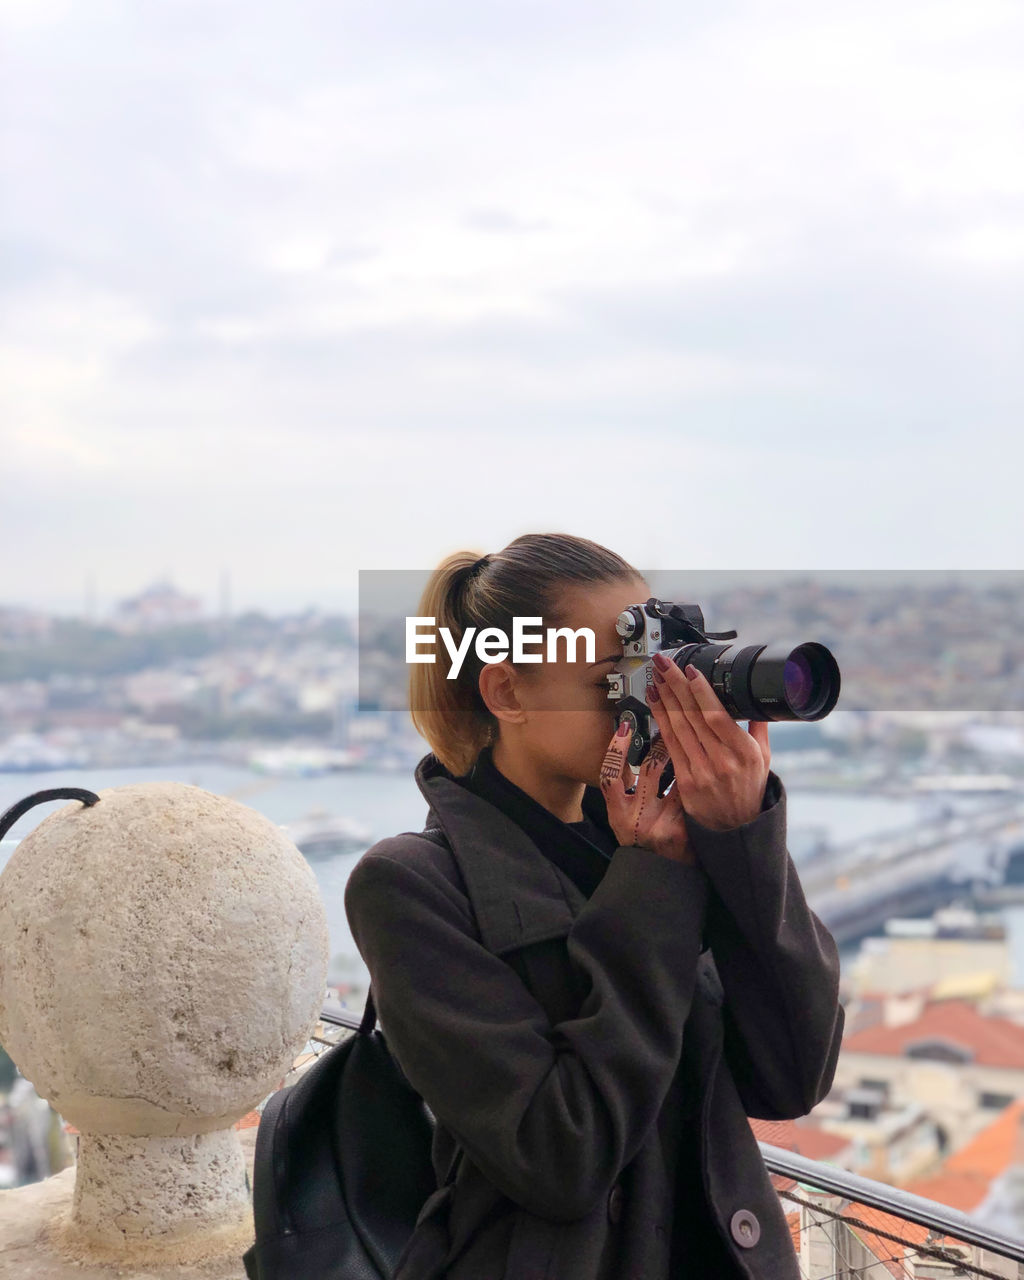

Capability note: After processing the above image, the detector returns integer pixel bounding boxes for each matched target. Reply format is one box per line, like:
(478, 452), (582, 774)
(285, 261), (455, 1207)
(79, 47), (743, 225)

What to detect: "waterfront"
(0, 762), (942, 986)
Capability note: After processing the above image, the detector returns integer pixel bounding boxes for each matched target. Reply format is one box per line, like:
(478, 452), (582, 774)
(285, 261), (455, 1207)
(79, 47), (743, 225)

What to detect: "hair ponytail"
(408, 534), (640, 776)
(409, 550), (496, 777)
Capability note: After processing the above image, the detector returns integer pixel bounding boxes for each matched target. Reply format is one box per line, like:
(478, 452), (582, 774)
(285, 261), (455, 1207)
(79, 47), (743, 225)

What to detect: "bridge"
(800, 796), (1024, 947)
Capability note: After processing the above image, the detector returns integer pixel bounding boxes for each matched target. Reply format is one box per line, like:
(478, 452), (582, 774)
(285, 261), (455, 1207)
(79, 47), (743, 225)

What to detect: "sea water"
(0, 763), (928, 990)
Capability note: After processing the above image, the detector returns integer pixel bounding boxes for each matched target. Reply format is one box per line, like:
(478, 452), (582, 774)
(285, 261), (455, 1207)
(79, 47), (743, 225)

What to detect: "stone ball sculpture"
(0, 782), (330, 1265)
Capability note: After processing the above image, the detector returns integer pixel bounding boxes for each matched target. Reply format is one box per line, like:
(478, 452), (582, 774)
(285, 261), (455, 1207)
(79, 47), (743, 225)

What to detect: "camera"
(605, 598), (841, 768)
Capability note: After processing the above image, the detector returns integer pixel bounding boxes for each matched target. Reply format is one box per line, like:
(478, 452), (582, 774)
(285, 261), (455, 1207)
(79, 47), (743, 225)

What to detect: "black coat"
(344, 751), (845, 1279)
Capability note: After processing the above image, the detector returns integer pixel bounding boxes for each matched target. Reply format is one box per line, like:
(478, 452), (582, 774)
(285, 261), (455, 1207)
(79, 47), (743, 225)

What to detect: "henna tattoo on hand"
(627, 741), (670, 845)
(600, 747), (623, 783)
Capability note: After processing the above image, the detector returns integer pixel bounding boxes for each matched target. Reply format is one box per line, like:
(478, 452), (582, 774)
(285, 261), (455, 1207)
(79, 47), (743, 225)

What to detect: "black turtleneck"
(459, 744), (617, 900)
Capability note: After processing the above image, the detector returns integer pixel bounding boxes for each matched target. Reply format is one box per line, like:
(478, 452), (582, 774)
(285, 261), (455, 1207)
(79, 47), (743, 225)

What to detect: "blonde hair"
(409, 533), (641, 775)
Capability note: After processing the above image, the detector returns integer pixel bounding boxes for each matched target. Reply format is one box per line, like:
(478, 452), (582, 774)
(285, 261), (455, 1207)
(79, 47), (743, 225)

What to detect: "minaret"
(219, 569), (232, 633)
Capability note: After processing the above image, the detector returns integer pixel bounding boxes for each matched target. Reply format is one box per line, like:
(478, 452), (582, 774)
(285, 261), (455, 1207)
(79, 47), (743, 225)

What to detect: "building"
(836, 997), (1024, 1152)
(112, 581), (204, 632)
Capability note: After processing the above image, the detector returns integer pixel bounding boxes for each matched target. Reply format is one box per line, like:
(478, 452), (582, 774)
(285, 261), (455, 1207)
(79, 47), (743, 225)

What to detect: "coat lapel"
(414, 753), (583, 956)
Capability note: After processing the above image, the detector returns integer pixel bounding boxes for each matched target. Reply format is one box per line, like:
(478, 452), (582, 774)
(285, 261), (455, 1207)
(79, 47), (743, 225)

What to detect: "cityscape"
(2, 574), (1023, 776)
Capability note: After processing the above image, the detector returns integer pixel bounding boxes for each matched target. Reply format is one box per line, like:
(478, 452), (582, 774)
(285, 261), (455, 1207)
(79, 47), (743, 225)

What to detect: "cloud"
(1, 0), (1021, 609)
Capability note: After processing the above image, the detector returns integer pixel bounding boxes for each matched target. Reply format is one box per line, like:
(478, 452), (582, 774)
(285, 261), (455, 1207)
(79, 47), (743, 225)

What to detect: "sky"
(2, 0), (1022, 616)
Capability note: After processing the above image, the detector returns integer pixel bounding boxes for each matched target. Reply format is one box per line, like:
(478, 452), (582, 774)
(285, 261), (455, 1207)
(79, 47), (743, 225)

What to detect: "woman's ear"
(478, 659), (527, 726)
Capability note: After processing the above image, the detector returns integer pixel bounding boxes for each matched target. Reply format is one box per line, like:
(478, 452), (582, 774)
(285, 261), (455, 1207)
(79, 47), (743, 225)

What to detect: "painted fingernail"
(652, 652), (671, 672)
(684, 664), (698, 681)
(647, 682), (660, 702)
(616, 720), (631, 737)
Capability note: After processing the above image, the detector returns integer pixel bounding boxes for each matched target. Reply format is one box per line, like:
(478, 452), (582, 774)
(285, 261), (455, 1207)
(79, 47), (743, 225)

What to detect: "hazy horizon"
(6, 568), (1023, 623)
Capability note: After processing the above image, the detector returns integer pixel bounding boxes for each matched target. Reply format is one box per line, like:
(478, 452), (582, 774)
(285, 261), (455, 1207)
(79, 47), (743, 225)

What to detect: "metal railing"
(760, 1144), (1024, 1263)
(760, 1143), (1024, 1278)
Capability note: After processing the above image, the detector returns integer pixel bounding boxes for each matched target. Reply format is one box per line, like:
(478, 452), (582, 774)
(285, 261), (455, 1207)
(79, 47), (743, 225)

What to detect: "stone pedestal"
(0, 782), (329, 1268)
(0, 1124), (261, 1278)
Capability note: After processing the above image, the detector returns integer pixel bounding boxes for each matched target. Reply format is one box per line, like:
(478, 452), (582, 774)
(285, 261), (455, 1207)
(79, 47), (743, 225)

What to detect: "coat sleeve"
(344, 839), (709, 1221)
(683, 770), (845, 1121)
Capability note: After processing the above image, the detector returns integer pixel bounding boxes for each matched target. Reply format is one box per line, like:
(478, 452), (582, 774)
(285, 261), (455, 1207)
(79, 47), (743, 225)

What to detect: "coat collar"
(413, 751), (597, 956)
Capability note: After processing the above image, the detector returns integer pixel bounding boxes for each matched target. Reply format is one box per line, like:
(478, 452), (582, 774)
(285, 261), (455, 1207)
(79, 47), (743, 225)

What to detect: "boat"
(280, 813), (374, 859)
(248, 747), (360, 777)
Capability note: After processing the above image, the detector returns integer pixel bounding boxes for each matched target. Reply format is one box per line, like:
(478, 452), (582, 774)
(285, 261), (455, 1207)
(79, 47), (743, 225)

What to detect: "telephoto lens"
(672, 639), (841, 722)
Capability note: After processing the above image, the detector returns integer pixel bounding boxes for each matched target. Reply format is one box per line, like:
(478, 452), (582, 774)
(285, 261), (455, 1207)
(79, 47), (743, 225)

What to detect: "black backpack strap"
(367, 824), (465, 1188)
(357, 826), (449, 1039)
(443, 1142), (464, 1187)
(358, 986), (378, 1036)
(419, 827), (467, 1186)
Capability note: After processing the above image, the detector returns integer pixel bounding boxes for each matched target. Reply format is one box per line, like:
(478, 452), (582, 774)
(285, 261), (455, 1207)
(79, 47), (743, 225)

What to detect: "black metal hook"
(0, 788), (100, 844)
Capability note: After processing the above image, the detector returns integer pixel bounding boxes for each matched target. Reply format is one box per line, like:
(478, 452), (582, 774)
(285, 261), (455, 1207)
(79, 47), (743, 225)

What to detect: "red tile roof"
(750, 1116), (852, 1162)
(844, 1204), (956, 1277)
(904, 1097), (1024, 1211)
(903, 1169), (991, 1213)
(842, 999), (1024, 1069)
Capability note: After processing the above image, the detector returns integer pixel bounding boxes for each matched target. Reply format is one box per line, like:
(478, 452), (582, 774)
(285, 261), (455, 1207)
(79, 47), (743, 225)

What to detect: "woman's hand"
(647, 653), (771, 831)
(599, 722), (696, 865)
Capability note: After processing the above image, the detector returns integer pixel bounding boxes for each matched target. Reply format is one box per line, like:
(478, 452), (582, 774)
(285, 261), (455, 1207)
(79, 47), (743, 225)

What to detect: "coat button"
(730, 1209), (760, 1248)
(607, 1183), (625, 1224)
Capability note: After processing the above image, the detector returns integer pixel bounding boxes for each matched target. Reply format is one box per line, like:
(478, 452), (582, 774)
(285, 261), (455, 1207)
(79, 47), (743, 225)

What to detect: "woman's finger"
(649, 707), (704, 819)
(650, 669), (711, 781)
(600, 723), (632, 790)
(675, 664), (765, 775)
(677, 664), (746, 750)
(633, 735), (672, 808)
(654, 658), (728, 768)
(599, 726), (635, 838)
(748, 718), (772, 769)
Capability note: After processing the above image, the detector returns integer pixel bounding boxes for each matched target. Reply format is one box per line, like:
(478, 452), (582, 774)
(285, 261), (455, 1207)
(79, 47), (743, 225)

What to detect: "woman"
(344, 532), (845, 1279)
